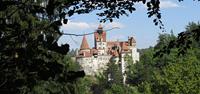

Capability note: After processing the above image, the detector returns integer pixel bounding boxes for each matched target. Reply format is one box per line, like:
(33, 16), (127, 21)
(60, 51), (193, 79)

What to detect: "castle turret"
(76, 25), (140, 78)
(80, 35), (90, 50)
(94, 24), (106, 43)
(128, 36), (136, 47)
(127, 36), (139, 63)
(94, 24), (107, 54)
(79, 35), (91, 57)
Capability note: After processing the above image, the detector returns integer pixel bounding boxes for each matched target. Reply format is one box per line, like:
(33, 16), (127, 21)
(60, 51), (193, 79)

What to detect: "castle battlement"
(76, 24), (139, 76)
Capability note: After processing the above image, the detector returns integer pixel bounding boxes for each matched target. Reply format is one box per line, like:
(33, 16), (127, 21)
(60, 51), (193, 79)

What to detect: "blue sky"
(58, 0), (200, 50)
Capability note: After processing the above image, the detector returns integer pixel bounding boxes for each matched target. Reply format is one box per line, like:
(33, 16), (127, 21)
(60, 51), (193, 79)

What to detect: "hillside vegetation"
(75, 22), (200, 94)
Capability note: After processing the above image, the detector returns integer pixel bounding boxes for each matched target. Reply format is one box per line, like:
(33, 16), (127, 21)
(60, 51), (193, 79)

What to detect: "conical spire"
(80, 35), (90, 50)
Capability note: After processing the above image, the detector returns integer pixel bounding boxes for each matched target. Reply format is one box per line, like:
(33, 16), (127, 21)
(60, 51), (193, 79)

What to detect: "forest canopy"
(0, 0), (200, 94)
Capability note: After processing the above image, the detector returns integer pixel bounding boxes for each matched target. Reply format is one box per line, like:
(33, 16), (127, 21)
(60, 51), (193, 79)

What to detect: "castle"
(76, 25), (139, 77)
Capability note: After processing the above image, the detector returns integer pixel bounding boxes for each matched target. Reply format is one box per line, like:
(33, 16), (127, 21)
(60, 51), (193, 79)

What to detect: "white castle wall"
(120, 46), (139, 84)
(96, 42), (107, 49)
(77, 46), (139, 76)
(131, 47), (139, 63)
(96, 42), (107, 55)
(76, 34), (140, 85)
(77, 55), (112, 75)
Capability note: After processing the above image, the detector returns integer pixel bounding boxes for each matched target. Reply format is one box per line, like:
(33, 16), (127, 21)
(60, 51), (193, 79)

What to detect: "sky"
(58, 0), (200, 50)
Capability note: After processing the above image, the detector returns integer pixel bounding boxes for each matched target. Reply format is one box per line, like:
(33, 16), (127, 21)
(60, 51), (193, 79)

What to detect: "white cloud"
(160, 0), (179, 8)
(61, 21), (124, 32)
(106, 22), (125, 29)
(62, 21), (92, 31)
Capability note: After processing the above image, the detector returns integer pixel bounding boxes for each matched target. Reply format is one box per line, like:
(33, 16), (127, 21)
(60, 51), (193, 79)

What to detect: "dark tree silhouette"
(155, 22), (200, 57)
(0, 0), (199, 94)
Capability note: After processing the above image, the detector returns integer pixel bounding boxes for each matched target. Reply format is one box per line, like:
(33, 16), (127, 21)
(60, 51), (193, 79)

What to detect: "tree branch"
(0, 79), (7, 88)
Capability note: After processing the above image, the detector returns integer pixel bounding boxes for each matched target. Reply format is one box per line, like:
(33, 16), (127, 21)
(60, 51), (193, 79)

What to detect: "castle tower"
(80, 35), (90, 50)
(127, 36), (139, 63)
(79, 35), (90, 56)
(94, 24), (107, 55)
(128, 36), (136, 47)
(94, 24), (106, 42)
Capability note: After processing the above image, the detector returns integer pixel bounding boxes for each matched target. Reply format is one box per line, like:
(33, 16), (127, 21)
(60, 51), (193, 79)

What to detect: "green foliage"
(32, 80), (76, 94)
(106, 62), (123, 85)
(124, 54), (134, 65)
(76, 76), (95, 94)
(155, 32), (176, 50)
(127, 22), (200, 94)
(1, 0), (200, 93)
(78, 23), (200, 93)
(127, 48), (155, 85)
(104, 84), (140, 94)
(64, 55), (80, 71)
(150, 51), (200, 94)
(155, 22), (200, 57)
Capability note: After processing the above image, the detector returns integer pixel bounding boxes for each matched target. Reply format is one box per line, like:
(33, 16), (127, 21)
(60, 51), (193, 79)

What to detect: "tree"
(76, 76), (95, 94)
(0, 0), (145, 93)
(155, 22), (200, 57)
(126, 47), (155, 88)
(0, 0), (199, 93)
(151, 53), (200, 94)
(150, 22), (200, 94)
(126, 22), (200, 94)
(107, 62), (123, 85)
(90, 57), (144, 94)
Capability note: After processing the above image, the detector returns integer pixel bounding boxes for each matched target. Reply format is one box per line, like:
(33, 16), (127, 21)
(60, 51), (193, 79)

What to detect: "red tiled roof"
(111, 50), (119, 56)
(91, 49), (98, 54)
(120, 42), (129, 50)
(78, 51), (92, 57)
(80, 35), (90, 50)
(107, 41), (120, 48)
